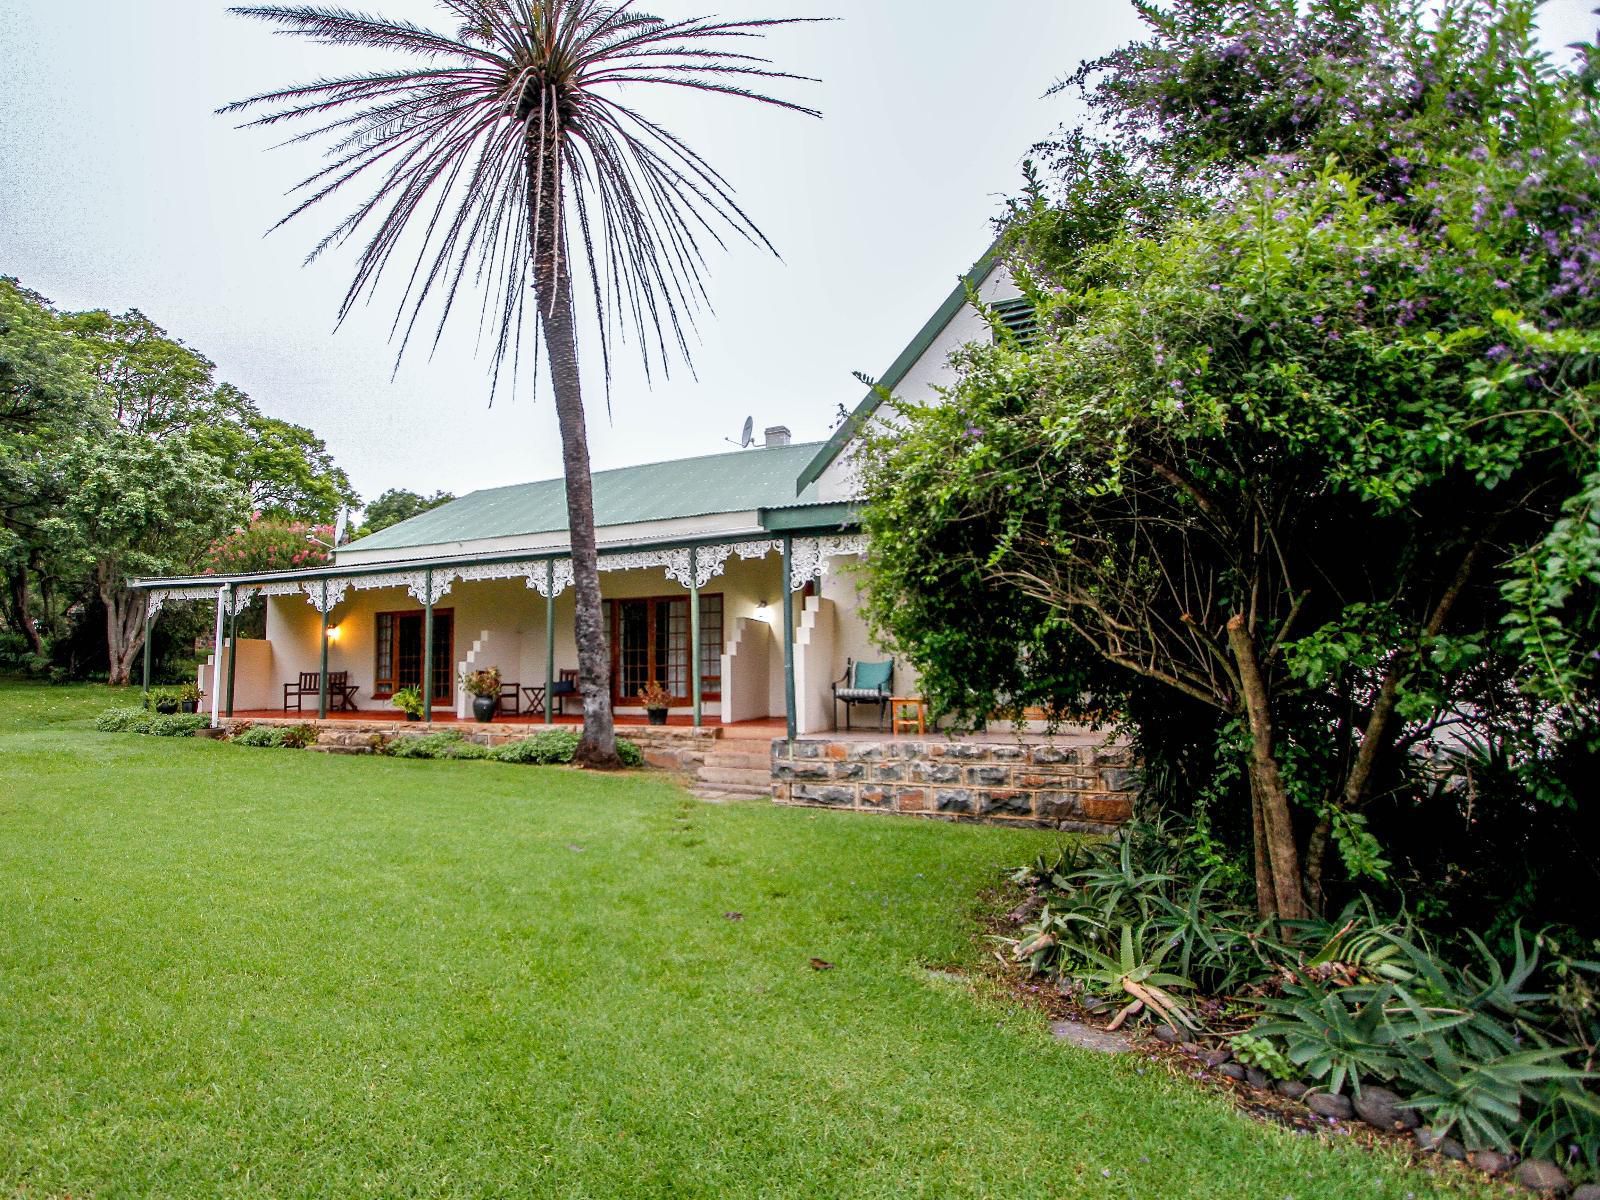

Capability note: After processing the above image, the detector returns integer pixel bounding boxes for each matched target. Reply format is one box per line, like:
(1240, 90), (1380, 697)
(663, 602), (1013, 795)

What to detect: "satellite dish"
(332, 506), (349, 546)
(726, 416), (754, 449)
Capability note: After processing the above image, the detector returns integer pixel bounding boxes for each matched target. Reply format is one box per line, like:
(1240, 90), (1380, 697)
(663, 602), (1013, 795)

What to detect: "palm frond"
(224, 0), (825, 398)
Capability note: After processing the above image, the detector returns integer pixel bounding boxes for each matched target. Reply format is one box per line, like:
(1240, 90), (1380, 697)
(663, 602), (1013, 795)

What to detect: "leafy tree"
(0, 277), (91, 430)
(225, 1), (822, 767)
(44, 433), (244, 685)
(859, 0), (1600, 921)
(60, 308), (219, 436)
(0, 285), (358, 678)
(356, 488), (456, 539)
(0, 279), (99, 659)
(200, 395), (358, 525)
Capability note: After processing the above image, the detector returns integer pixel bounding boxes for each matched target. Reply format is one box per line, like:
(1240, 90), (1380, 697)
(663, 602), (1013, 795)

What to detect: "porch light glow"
(326, 624), (342, 642)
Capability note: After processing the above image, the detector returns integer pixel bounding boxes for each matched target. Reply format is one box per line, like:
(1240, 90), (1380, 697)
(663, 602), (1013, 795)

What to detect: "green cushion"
(852, 660), (893, 690)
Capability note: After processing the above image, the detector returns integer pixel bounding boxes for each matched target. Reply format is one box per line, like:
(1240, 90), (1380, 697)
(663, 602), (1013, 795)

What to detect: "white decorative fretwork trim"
(526, 559), (575, 599)
(788, 535), (869, 591)
(139, 532), (842, 617)
(302, 580), (349, 613)
(256, 578), (310, 599)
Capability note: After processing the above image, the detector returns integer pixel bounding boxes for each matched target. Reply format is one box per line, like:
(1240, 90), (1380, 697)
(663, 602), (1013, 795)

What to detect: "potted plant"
(390, 686), (425, 721)
(177, 682), (202, 714)
(636, 680), (672, 726)
(462, 667), (502, 723)
(150, 687), (180, 715)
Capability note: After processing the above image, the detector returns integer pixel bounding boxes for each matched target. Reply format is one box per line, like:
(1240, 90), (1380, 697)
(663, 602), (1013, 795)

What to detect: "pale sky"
(3, 1), (1596, 509)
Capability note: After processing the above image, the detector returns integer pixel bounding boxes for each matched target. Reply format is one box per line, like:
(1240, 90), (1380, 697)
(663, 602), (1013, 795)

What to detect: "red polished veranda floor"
(228, 709), (790, 739)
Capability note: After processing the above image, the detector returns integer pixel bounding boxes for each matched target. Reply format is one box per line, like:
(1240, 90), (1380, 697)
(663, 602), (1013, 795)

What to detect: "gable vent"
(992, 297), (1039, 347)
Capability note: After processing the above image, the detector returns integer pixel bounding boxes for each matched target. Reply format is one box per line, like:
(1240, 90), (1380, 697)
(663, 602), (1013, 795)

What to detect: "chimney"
(763, 425), (791, 447)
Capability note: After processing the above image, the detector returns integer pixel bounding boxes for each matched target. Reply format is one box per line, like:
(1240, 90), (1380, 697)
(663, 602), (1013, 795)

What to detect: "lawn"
(0, 680), (1474, 1199)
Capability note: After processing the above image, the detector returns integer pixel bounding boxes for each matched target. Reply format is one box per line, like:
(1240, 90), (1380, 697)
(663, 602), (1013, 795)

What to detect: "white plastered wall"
(198, 639), (276, 712)
(814, 263), (1021, 505)
(244, 553), (792, 719)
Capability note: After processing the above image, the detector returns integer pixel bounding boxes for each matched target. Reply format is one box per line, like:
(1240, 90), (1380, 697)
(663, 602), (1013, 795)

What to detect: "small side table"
(891, 696), (927, 736)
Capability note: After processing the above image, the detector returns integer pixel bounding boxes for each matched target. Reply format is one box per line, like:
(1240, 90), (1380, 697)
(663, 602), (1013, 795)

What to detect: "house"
(131, 247), (1026, 738)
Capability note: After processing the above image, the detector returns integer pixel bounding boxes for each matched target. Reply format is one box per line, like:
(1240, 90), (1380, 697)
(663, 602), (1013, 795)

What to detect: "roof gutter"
(128, 526), (793, 591)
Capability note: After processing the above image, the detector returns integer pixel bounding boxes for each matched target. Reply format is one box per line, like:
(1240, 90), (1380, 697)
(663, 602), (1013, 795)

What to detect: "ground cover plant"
(0, 679), (1489, 1198)
(1002, 820), (1600, 1183)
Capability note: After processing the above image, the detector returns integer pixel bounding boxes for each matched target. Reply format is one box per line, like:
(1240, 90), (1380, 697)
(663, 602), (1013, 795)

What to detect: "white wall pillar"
(793, 595), (838, 735)
(208, 586), (227, 728)
(721, 616), (773, 723)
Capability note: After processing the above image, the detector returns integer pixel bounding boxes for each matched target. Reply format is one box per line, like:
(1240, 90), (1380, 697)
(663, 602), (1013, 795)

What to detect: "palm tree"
(224, 2), (821, 766)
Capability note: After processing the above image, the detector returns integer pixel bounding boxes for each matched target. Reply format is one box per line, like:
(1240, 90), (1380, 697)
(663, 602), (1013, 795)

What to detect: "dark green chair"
(832, 658), (894, 731)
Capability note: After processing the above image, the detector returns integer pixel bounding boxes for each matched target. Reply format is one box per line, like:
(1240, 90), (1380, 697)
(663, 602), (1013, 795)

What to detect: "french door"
(606, 595), (722, 704)
(374, 609), (454, 702)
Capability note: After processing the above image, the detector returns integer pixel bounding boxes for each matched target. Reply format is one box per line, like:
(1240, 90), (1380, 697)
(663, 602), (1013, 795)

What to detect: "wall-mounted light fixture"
(326, 624), (342, 643)
(753, 600), (772, 624)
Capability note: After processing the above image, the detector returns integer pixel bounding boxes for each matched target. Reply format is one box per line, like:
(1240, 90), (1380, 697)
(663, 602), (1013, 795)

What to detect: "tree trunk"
(5, 566), (44, 657)
(1226, 614), (1309, 921)
(526, 137), (620, 769)
(100, 568), (146, 688)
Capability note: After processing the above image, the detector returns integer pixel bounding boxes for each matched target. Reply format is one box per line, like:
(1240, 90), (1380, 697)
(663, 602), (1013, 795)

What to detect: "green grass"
(0, 680), (1476, 1198)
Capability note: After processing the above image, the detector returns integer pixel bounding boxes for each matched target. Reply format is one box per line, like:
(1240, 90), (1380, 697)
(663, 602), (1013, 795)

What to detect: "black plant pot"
(180, 700), (199, 714)
(154, 700), (179, 715)
(647, 708), (669, 726)
(472, 694), (497, 723)
(403, 712), (421, 722)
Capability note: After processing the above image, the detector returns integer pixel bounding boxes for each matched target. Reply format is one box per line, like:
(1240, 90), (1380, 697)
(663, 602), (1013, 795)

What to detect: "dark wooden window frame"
(605, 592), (723, 706)
(373, 607), (454, 702)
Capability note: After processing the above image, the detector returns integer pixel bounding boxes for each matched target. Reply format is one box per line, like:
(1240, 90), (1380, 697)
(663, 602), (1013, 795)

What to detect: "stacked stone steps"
(692, 743), (774, 799)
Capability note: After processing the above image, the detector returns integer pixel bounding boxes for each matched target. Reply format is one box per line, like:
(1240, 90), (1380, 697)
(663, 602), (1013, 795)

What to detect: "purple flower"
(1486, 344), (1511, 362)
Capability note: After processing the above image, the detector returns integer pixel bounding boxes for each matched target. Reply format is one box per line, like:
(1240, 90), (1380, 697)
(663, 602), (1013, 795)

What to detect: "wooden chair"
(283, 671), (320, 712)
(550, 669), (579, 715)
(328, 671), (359, 712)
(498, 681), (521, 716)
(832, 658), (894, 731)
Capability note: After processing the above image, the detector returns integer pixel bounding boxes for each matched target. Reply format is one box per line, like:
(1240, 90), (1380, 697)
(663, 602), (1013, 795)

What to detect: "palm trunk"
(526, 138), (620, 769)
(1226, 614), (1309, 921)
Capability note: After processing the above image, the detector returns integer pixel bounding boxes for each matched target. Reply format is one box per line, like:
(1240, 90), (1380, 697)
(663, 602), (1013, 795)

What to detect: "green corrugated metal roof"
(342, 441), (827, 553)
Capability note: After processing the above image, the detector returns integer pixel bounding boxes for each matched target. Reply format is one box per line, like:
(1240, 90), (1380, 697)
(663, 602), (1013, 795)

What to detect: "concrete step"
(690, 788), (762, 802)
(696, 765), (772, 789)
(698, 750), (771, 771)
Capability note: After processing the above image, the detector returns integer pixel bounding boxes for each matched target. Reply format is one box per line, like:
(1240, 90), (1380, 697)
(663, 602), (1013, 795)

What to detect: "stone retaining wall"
(217, 716), (717, 772)
(771, 738), (1138, 833)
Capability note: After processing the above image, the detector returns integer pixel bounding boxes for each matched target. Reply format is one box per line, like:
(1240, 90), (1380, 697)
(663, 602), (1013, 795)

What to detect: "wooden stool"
(891, 696), (926, 736)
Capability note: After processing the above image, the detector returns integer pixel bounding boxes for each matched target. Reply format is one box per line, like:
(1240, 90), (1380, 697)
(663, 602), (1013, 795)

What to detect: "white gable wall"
(813, 263), (1021, 505)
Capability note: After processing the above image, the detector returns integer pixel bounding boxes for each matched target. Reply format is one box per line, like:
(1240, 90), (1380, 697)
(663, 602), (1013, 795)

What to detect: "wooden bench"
(283, 671), (359, 712)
